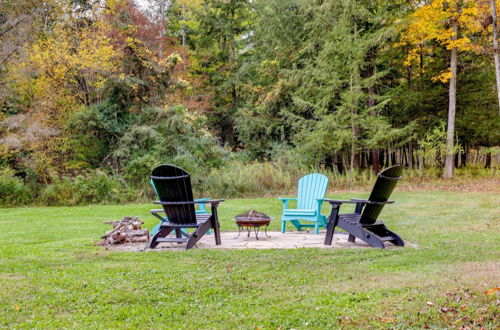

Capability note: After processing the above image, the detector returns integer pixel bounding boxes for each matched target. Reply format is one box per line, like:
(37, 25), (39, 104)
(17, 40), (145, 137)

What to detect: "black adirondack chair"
(324, 165), (404, 248)
(147, 164), (223, 250)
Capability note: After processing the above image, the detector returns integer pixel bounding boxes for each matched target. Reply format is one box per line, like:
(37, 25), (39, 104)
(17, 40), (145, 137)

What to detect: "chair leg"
(290, 220), (302, 231)
(186, 221), (212, 250)
(314, 222), (319, 235)
(151, 223), (161, 237)
(348, 234), (356, 243)
(324, 221), (336, 245)
(175, 229), (183, 244)
(213, 223), (221, 245)
(281, 220), (286, 233)
(147, 227), (173, 249)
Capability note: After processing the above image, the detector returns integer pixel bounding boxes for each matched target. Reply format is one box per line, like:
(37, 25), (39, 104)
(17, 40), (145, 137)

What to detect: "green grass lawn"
(0, 191), (499, 328)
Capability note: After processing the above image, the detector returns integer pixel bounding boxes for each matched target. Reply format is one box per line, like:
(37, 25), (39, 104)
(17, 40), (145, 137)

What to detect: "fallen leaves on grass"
(439, 307), (457, 313)
(380, 317), (395, 323)
(484, 287), (499, 295)
(426, 301), (434, 306)
(453, 316), (468, 324)
(338, 316), (352, 326)
(14, 304), (20, 311)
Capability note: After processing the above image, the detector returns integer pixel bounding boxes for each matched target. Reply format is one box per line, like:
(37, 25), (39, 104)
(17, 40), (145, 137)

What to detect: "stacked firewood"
(96, 216), (149, 246)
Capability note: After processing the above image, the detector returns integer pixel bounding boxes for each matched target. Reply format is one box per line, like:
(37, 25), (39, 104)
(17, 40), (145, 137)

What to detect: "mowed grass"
(0, 191), (499, 329)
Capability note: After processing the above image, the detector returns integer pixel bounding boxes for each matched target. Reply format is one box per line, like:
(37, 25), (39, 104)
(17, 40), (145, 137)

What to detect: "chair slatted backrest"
(150, 164), (197, 225)
(297, 173), (329, 210)
(360, 165), (403, 224)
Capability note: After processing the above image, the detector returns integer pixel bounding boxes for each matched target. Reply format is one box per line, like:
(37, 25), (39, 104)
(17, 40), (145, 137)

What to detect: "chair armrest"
(194, 198), (211, 203)
(154, 199), (224, 206)
(350, 198), (394, 205)
(314, 198), (325, 209)
(150, 209), (168, 221)
(278, 197), (297, 210)
(324, 199), (359, 205)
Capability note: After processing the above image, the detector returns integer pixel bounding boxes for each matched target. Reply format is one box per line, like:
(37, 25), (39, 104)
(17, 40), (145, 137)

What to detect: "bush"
(2, 162), (499, 207)
(197, 161), (300, 198)
(196, 160), (382, 198)
(39, 170), (136, 206)
(0, 175), (34, 207)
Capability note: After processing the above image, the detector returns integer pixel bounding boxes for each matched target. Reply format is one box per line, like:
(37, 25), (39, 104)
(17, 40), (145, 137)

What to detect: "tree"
(489, 0), (500, 115)
(192, 0), (253, 146)
(400, 0), (482, 178)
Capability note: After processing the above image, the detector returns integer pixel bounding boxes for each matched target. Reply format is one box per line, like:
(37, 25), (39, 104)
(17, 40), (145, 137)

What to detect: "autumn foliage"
(0, 0), (498, 205)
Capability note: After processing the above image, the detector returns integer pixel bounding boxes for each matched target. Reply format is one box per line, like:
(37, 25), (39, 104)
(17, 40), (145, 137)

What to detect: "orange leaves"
(484, 287), (500, 295)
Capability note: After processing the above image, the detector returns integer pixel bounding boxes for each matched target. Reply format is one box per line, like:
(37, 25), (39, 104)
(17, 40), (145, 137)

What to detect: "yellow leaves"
(161, 52), (184, 69)
(403, 48), (422, 67)
(399, 0), (485, 68)
(432, 68), (453, 83)
(23, 24), (117, 101)
(126, 36), (137, 45)
(176, 78), (190, 89)
(447, 36), (472, 50)
(104, 0), (123, 12)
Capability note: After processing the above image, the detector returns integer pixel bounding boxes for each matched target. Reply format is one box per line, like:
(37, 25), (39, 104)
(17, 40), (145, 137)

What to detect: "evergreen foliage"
(0, 0), (499, 205)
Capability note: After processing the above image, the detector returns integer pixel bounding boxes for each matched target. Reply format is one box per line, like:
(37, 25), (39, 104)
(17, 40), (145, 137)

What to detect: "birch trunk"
(443, 21), (458, 179)
(491, 0), (500, 115)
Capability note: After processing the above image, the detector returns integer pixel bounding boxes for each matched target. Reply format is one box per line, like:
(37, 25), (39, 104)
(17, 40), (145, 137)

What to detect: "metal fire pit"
(234, 209), (272, 240)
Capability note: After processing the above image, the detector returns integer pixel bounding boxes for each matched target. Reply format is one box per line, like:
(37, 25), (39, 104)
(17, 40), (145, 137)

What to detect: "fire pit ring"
(233, 209), (272, 240)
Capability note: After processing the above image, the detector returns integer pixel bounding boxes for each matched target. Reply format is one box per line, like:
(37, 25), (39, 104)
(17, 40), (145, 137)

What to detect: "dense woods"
(1, 0), (499, 206)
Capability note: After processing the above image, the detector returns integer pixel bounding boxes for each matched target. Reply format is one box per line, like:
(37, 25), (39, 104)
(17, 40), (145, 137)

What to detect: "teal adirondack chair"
(150, 178), (210, 236)
(279, 173), (329, 235)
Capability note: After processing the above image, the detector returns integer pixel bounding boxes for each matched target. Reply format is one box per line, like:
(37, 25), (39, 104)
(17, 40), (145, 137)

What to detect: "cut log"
(96, 216), (149, 246)
(127, 229), (149, 237)
(128, 236), (148, 243)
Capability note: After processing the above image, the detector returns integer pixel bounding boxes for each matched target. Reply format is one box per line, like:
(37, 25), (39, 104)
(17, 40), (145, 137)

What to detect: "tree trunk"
(182, 24), (186, 46)
(491, 0), (500, 115)
(387, 147), (393, 166)
(443, 21), (458, 179)
(461, 145), (467, 167)
(366, 48), (379, 173)
(458, 146), (462, 167)
(158, 0), (166, 60)
(372, 150), (380, 173)
(408, 140), (414, 169)
(418, 149), (423, 176)
(350, 127), (360, 170)
(485, 151), (492, 168)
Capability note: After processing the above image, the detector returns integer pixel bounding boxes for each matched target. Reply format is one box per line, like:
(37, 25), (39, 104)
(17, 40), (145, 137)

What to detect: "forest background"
(1, 0), (499, 206)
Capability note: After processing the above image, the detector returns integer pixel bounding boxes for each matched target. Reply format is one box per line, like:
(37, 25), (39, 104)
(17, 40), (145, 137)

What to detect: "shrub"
(39, 170), (136, 206)
(0, 175), (34, 207)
